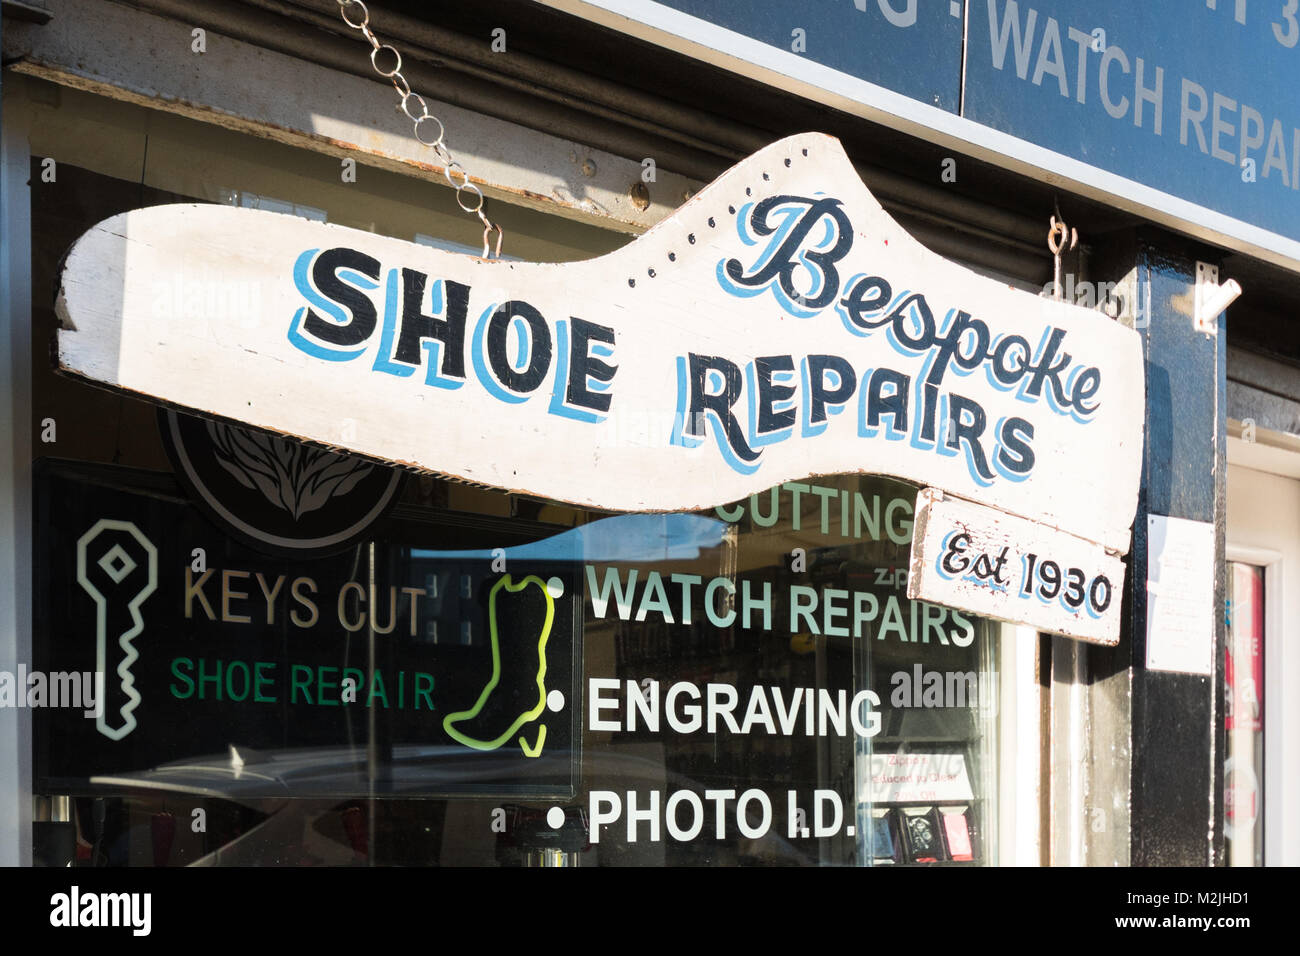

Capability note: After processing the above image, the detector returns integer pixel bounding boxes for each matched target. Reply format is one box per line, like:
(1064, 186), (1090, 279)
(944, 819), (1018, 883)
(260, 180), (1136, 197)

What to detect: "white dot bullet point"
(546, 806), (565, 828)
(546, 576), (564, 598)
(845, 826), (856, 837)
(546, 689), (565, 712)
(949, 1), (961, 17)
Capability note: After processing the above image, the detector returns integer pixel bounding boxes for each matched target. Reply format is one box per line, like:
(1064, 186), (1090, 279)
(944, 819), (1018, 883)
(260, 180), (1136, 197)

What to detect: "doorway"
(1226, 426), (1300, 865)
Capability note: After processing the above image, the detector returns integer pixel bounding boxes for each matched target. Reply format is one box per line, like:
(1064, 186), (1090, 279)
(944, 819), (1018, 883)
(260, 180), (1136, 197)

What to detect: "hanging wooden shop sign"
(54, 132), (1144, 559)
(908, 488), (1127, 645)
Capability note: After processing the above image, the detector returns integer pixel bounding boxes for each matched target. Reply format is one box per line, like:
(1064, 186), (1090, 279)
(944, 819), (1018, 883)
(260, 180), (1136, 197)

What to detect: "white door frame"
(1224, 541), (1282, 865)
(1227, 429), (1300, 866)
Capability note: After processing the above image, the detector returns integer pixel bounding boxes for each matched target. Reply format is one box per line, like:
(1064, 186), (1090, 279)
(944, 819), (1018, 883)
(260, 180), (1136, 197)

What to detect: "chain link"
(1046, 214), (1077, 302)
(336, 0), (502, 257)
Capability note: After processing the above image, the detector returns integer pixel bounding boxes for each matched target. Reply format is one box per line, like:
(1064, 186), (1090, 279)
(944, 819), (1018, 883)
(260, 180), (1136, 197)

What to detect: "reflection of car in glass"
(88, 745), (824, 866)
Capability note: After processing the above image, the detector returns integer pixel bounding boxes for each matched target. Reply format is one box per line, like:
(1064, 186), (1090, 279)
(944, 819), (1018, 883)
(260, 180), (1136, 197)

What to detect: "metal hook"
(481, 217), (503, 259)
(1047, 214), (1077, 256)
(1047, 214), (1078, 301)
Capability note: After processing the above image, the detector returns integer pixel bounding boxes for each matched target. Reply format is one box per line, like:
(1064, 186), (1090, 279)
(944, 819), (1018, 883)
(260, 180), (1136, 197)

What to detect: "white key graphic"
(76, 520), (157, 741)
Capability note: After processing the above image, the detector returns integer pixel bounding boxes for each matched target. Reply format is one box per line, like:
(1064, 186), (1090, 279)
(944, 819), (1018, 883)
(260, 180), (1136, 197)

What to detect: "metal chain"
(336, 0), (503, 258)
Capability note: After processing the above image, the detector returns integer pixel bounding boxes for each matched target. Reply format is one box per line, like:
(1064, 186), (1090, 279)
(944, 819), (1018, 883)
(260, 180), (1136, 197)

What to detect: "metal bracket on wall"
(1193, 261), (1242, 335)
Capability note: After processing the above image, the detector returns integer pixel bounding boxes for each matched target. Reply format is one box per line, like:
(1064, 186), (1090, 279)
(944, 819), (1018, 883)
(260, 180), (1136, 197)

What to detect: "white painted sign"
(1146, 514), (1216, 675)
(863, 751), (974, 804)
(908, 488), (1126, 645)
(55, 133), (1143, 550)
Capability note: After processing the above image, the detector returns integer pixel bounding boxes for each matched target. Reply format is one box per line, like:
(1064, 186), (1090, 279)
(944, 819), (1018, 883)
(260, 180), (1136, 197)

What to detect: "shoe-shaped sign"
(55, 133), (1144, 634)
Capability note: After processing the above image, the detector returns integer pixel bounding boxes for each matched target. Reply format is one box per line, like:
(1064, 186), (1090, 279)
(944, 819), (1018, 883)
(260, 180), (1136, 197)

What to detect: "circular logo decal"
(159, 409), (403, 557)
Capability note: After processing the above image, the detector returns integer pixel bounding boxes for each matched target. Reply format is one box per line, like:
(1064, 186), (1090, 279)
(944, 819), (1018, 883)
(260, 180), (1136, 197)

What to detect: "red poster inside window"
(1227, 565), (1264, 732)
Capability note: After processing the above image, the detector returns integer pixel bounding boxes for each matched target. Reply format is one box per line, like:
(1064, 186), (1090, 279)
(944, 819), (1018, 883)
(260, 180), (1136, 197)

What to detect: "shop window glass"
(1225, 562), (1264, 866)
(35, 462), (1001, 865)
(25, 79), (1007, 866)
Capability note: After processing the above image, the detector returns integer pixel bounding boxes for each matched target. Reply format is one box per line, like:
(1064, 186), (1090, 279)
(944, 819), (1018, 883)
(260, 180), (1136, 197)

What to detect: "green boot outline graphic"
(442, 573), (554, 757)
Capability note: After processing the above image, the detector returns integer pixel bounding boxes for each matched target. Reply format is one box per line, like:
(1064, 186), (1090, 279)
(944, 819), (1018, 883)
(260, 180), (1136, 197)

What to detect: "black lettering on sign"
(1070, 367), (1102, 414)
(1021, 327), (1072, 406)
(566, 317), (618, 413)
(755, 355), (797, 434)
(941, 533), (971, 575)
(928, 310), (992, 386)
(865, 368), (910, 433)
(303, 247), (380, 346)
(996, 417), (1036, 476)
(396, 271), (468, 379)
(686, 354), (760, 463)
(990, 335), (1032, 387)
(807, 355), (857, 424)
(889, 293), (936, 351)
(723, 196), (853, 310)
(946, 393), (994, 482)
(487, 301), (552, 394)
(839, 275), (893, 331)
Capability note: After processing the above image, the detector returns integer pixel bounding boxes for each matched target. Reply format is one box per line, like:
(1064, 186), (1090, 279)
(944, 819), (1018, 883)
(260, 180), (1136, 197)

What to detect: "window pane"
(28, 82), (1005, 866)
(1226, 562), (1264, 866)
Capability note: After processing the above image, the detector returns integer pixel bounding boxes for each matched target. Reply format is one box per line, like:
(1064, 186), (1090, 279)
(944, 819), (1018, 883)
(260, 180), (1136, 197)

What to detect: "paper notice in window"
(1146, 515), (1215, 675)
(862, 752), (974, 803)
